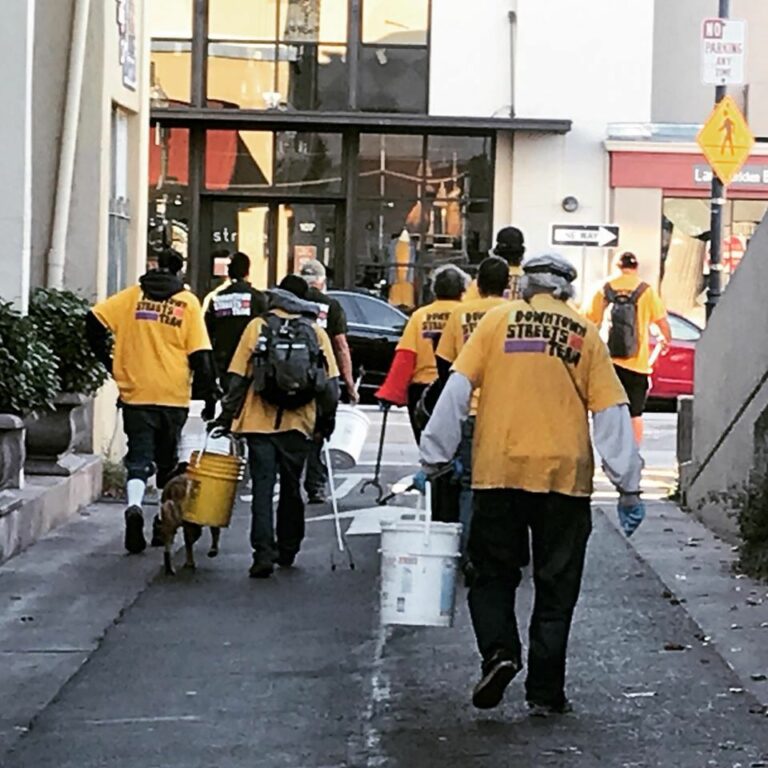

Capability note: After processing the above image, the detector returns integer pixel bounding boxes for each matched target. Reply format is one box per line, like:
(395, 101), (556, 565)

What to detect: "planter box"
(25, 394), (90, 476)
(0, 414), (25, 491)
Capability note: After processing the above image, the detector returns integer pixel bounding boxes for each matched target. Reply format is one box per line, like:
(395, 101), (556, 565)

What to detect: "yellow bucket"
(182, 449), (246, 528)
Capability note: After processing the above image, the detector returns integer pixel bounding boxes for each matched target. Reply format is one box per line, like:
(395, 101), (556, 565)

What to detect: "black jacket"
(205, 280), (268, 376)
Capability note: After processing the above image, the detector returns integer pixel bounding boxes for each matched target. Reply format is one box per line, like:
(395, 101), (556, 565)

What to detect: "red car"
(648, 312), (701, 406)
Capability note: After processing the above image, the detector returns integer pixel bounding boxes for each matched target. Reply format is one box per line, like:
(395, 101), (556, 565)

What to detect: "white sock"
(126, 479), (146, 508)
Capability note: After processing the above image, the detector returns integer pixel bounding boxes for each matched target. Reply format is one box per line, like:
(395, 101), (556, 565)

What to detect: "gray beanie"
(521, 252), (577, 301)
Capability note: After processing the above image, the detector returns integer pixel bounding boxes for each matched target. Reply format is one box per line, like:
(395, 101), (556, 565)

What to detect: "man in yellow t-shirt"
(419, 252), (643, 715)
(585, 251), (671, 444)
(464, 226), (525, 302)
(86, 249), (216, 555)
(436, 256), (509, 561)
(376, 264), (467, 442)
(208, 276), (340, 579)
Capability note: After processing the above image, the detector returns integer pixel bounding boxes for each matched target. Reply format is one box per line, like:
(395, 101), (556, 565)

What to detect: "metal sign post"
(706, 0), (730, 319)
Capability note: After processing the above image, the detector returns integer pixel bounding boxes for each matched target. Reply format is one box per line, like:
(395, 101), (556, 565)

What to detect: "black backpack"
(603, 282), (648, 358)
(251, 314), (327, 422)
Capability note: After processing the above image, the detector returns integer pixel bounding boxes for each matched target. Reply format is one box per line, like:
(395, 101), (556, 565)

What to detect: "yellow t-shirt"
(228, 312), (339, 436)
(585, 274), (667, 375)
(453, 294), (628, 497)
(396, 299), (461, 385)
(92, 285), (211, 408)
(436, 295), (508, 414)
(464, 265), (524, 302)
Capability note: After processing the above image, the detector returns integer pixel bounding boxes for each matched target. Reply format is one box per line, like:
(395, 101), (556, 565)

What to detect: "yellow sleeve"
(396, 312), (420, 353)
(183, 295), (212, 354)
(584, 287), (607, 326)
(317, 326), (340, 378)
(452, 312), (494, 388)
(435, 310), (460, 363)
(463, 281), (480, 302)
(585, 332), (629, 412)
(228, 319), (261, 376)
(648, 287), (667, 323)
(91, 288), (132, 332)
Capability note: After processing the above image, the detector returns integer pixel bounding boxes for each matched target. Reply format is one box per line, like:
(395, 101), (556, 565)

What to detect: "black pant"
(406, 383), (429, 444)
(468, 489), (592, 708)
(304, 440), (328, 495)
(247, 431), (311, 562)
(122, 405), (188, 488)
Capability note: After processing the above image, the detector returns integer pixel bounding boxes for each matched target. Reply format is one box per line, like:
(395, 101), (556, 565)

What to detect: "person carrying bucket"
(85, 248), (218, 555)
(434, 256), (510, 571)
(463, 226), (525, 302)
(419, 252), (645, 716)
(208, 275), (340, 579)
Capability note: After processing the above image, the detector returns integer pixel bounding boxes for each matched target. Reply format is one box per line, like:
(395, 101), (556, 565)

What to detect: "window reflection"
(274, 132), (343, 193)
(207, 43), (278, 109)
(358, 46), (428, 113)
(151, 42), (192, 105)
(209, 0), (279, 40)
(277, 44), (348, 110)
(358, 134), (424, 198)
(205, 130), (273, 190)
(149, 0), (192, 38)
(279, 0), (348, 43)
(362, 0), (429, 45)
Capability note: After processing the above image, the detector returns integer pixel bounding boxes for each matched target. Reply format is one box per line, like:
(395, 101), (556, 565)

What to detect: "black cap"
(493, 226), (525, 254)
(618, 251), (639, 269)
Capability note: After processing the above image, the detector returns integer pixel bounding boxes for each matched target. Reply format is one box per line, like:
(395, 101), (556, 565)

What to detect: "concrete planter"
(24, 394), (90, 476)
(0, 414), (25, 491)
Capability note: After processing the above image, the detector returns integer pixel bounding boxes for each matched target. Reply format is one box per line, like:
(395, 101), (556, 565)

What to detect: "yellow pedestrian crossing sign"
(696, 95), (755, 186)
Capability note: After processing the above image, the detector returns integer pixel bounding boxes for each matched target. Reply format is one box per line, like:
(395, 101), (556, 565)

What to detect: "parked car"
(328, 290), (407, 403)
(648, 312), (701, 407)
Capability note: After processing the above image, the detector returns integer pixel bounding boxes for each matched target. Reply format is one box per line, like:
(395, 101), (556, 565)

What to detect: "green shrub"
(0, 302), (60, 415)
(29, 288), (108, 396)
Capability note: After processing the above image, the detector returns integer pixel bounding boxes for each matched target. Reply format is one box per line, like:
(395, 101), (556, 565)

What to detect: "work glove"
(206, 416), (232, 440)
(201, 397), (217, 422)
(412, 469), (428, 494)
(617, 492), (646, 537)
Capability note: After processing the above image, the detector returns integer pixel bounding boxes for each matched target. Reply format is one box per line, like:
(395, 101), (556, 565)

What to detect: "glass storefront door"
(200, 199), (341, 295)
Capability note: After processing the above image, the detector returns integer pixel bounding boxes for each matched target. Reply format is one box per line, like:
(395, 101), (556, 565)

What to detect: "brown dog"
(159, 464), (221, 575)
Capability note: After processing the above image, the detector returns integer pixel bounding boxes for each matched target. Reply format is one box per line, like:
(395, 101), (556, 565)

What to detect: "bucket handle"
(423, 480), (432, 547)
(195, 431), (240, 467)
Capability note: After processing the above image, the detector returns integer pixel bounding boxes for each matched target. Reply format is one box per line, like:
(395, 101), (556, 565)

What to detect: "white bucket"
(380, 511), (462, 627)
(326, 405), (371, 470)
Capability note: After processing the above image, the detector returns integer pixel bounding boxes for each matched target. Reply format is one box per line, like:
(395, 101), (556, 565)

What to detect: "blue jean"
(458, 416), (475, 556)
(247, 431), (311, 562)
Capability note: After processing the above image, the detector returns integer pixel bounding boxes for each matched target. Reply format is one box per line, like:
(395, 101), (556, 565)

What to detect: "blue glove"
(412, 469), (427, 494)
(617, 494), (646, 537)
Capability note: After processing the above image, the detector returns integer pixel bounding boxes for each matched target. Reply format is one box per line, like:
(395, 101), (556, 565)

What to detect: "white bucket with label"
(379, 485), (461, 627)
(326, 405), (371, 470)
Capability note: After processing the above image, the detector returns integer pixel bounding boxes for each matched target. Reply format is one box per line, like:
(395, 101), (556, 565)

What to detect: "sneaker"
(527, 699), (573, 718)
(124, 506), (146, 554)
(306, 492), (328, 505)
(150, 515), (163, 547)
(471, 652), (521, 710)
(275, 550), (297, 568)
(249, 559), (274, 579)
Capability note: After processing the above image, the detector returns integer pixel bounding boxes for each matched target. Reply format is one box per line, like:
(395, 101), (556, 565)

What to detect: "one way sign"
(550, 224), (620, 248)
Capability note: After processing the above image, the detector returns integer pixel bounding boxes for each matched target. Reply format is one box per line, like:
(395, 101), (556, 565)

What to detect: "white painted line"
(85, 715), (201, 726)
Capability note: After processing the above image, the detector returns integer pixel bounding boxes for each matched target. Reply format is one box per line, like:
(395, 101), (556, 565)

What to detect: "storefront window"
(207, 0), (349, 110)
(362, 0), (429, 45)
(148, 127), (191, 267)
(149, 0), (193, 106)
(204, 130), (342, 193)
(357, 46), (428, 113)
(661, 197), (768, 322)
(355, 132), (492, 296)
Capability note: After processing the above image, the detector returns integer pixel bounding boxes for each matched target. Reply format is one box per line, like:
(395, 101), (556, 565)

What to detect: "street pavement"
(2, 409), (768, 766)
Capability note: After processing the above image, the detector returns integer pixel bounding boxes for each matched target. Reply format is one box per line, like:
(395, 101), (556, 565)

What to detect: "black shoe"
(472, 652), (521, 710)
(249, 559), (274, 579)
(150, 515), (163, 547)
(307, 492), (328, 505)
(124, 506), (146, 554)
(527, 699), (573, 718)
(275, 550), (297, 568)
